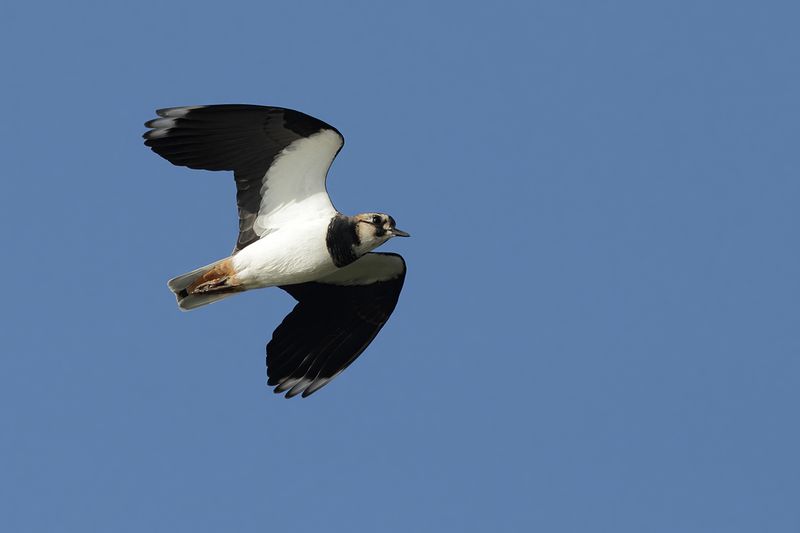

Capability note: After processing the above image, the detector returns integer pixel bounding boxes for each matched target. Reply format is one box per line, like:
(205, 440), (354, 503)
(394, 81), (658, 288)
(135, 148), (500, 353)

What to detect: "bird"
(143, 104), (409, 398)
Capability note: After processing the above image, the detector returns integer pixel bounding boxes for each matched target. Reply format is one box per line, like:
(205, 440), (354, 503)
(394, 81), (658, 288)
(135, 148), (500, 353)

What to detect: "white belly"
(231, 218), (337, 289)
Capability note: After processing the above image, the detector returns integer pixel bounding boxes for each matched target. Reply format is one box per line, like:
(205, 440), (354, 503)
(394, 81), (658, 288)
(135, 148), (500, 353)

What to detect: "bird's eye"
(371, 215), (382, 225)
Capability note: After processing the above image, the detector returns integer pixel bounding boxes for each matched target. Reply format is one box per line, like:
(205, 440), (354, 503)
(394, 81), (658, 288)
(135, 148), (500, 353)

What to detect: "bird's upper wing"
(143, 104), (344, 252)
(267, 253), (407, 398)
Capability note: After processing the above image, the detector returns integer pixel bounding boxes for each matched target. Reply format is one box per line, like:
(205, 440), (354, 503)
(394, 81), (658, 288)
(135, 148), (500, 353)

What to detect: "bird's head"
(353, 212), (410, 254)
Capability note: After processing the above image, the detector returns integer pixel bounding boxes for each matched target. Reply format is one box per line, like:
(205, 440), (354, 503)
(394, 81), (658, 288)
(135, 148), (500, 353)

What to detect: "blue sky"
(2, 1), (798, 531)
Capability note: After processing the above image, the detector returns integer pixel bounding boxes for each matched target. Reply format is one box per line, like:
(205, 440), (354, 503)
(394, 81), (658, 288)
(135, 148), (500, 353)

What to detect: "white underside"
(232, 215), (337, 289)
(252, 129), (341, 236)
(232, 130), (345, 289)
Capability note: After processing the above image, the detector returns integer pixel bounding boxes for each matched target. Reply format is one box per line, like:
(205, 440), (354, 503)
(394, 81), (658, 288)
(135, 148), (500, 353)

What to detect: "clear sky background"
(1, 1), (798, 532)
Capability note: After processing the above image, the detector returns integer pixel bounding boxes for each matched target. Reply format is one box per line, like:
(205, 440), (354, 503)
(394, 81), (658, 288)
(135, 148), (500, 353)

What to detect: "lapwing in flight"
(143, 105), (409, 398)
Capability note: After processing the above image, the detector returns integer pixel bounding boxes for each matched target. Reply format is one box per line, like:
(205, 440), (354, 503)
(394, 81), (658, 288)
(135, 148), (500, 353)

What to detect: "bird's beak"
(391, 228), (410, 237)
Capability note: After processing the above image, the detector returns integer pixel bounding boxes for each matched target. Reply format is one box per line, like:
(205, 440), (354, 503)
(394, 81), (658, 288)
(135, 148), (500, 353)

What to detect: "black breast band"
(326, 215), (360, 267)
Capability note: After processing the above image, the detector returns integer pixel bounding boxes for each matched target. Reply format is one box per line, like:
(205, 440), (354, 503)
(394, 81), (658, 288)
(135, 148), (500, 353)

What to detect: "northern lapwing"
(143, 105), (409, 398)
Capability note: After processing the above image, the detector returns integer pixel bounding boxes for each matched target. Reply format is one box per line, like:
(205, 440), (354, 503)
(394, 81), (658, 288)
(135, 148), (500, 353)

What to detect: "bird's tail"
(167, 257), (241, 311)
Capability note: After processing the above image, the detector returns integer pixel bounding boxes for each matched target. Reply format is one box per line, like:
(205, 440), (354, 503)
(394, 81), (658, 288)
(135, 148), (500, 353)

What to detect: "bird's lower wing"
(267, 253), (406, 398)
